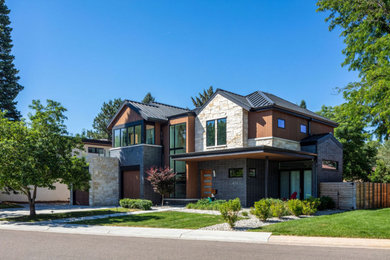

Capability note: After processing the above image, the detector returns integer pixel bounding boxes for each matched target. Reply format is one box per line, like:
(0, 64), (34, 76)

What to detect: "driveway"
(1, 230), (388, 260)
(0, 204), (116, 219)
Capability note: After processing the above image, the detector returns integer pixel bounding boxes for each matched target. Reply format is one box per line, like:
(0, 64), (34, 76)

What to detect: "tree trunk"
(26, 186), (37, 217)
(161, 194), (164, 207)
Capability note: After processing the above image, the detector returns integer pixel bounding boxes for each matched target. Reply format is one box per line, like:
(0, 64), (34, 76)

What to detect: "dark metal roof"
(126, 100), (189, 121)
(196, 89), (337, 126)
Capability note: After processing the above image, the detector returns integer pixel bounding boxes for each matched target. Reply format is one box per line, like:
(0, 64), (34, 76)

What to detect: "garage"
(122, 170), (140, 199)
(73, 190), (89, 205)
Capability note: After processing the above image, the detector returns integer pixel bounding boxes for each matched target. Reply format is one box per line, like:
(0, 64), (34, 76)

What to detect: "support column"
(265, 156), (269, 198)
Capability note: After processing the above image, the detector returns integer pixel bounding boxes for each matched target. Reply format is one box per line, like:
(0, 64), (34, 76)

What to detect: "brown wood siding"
(122, 170), (140, 199)
(186, 161), (199, 198)
(311, 121), (334, 135)
(272, 111), (310, 141)
(155, 122), (161, 145)
(248, 110), (273, 138)
(111, 106), (143, 128)
(162, 124), (169, 167)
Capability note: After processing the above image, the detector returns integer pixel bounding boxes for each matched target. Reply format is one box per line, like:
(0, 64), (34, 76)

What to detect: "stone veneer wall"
(195, 94), (248, 152)
(248, 137), (301, 151)
(88, 156), (120, 206)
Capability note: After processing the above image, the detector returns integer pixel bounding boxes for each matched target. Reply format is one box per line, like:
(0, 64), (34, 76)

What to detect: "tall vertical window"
(206, 120), (215, 147)
(114, 129), (121, 147)
(217, 118), (226, 145)
(134, 125), (141, 144)
(146, 124), (155, 144)
(206, 118), (226, 147)
(169, 123), (186, 198)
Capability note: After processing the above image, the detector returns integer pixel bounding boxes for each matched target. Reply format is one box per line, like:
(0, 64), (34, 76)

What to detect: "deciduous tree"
(146, 166), (176, 206)
(0, 100), (90, 216)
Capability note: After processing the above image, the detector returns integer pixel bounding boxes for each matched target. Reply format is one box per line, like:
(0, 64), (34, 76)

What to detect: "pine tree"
(191, 86), (214, 107)
(142, 92), (155, 104)
(299, 100), (307, 109)
(0, 0), (23, 121)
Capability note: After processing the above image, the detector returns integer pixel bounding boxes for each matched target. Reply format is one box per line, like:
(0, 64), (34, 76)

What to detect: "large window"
(206, 118), (226, 147)
(169, 123), (186, 198)
(113, 123), (142, 148)
(280, 170), (313, 200)
(146, 124), (155, 144)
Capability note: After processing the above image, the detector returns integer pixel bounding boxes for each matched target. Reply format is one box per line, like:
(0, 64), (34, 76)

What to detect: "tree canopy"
(87, 98), (123, 140)
(191, 86), (214, 107)
(299, 100), (307, 109)
(0, 100), (90, 216)
(317, 0), (390, 140)
(142, 92), (156, 104)
(0, 0), (24, 121)
(318, 103), (377, 181)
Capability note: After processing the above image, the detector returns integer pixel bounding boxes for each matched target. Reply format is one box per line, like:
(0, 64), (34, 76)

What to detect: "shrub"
(219, 198), (242, 228)
(270, 199), (288, 218)
(185, 199), (226, 210)
(302, 197), (321, 215)
(119, 199), (153, 210)
(287, 199), (304, 216)
(241, 211), (249, 217)
(318, 196), (336, 210)
(251, 199), (272, 221)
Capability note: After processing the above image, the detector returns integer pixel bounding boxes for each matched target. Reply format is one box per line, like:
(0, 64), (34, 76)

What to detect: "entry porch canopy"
(170, 145), (316, 162)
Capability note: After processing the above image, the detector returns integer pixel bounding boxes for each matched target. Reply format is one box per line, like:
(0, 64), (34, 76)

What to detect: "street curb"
(0, 223), (272, 244)
(268, 235), (390, 250)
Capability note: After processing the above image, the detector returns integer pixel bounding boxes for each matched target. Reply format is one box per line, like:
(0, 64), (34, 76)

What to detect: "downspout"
(308, 118), (312, 136)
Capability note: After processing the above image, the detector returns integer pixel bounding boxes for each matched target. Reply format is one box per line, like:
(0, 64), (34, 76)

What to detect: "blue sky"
(8, 0), (358, 135)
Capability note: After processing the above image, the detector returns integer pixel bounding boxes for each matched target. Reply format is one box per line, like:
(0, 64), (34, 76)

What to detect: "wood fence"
(320, 182), (390, 210)
(356, 182), (390, 209)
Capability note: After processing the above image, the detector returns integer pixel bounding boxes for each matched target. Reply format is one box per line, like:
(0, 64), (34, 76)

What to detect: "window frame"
(248, 168), (256, 178)
(277, 118), (285, 129)
(300, 124), (307, 134)
(228, 168), (244, 178)
(206, 117), (227, 147)
(321, 160), (338, 171)
(112, 121), (144, 148)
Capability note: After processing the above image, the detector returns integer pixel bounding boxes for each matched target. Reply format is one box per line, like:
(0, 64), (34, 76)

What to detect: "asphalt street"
(0, 230), (389, 260)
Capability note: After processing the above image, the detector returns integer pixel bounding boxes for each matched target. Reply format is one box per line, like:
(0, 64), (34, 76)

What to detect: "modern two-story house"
(107, 89), (343, 207)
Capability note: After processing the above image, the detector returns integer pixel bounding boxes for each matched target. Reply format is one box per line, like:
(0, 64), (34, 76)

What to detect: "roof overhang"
(171, 146), (316, 162)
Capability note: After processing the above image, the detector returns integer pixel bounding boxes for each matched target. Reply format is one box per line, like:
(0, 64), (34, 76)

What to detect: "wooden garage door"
(122, 170), (140, 199)
(73, 190), (89, 205)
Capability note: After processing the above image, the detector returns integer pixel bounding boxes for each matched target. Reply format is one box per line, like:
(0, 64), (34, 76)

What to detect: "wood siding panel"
(311, 121), (334, 135)
(248, 110), (273, 138)
(112, 107), (143, 128)
(186, 161), (199, 198)
(155, 122), (161, 145)
(272, 111), (309, 141)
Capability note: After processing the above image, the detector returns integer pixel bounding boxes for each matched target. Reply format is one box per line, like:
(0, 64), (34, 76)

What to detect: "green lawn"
(0, 202), (24, 209)
(73, 211), (224, 229)
(253, 208), (390, 239)
(1, 208), (136, 222)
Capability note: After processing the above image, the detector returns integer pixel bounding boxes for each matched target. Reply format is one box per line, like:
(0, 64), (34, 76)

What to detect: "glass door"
(280, 171), (290, 200)
(303, 170), (312, 199)
(290, 170), (300, 199)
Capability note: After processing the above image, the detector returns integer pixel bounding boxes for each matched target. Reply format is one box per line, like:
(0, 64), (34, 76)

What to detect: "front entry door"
(201, 170), (213, 198)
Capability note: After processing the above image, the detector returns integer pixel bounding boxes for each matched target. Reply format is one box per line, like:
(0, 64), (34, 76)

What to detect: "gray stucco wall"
(316, 138), (343, 183)
(109, 144), (163, 204)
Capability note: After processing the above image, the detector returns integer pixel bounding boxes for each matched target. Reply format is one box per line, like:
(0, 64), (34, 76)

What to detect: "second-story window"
(113, 124), (142, 148)
(146, 124), (155, 144)
(206, 118), (227, 147)
(300, 124), (307, 133)
(277, 118), (285, 129)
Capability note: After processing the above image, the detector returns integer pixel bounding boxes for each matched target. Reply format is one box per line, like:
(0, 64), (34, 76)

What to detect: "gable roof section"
(196, 89), (337, 127)
(107, 100), (189, 129)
